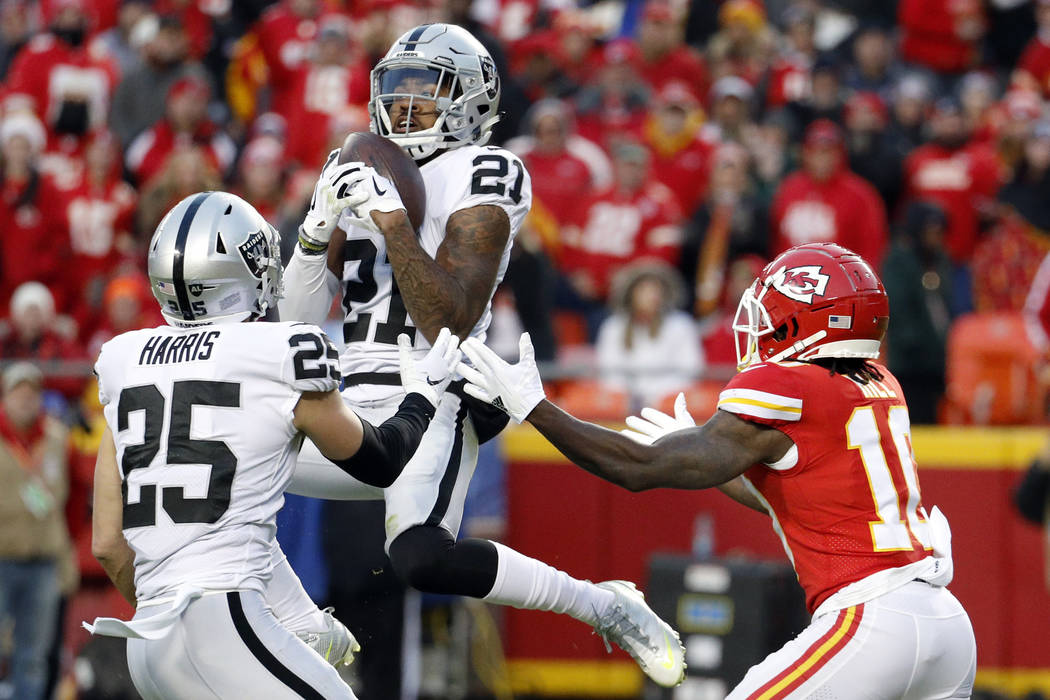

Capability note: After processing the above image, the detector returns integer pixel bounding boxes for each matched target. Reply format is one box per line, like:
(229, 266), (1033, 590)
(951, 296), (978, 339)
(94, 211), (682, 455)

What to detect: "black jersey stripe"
(172, 192), (211, 321)
(227, 592), (326, 700)
(425, 399), (468, 526)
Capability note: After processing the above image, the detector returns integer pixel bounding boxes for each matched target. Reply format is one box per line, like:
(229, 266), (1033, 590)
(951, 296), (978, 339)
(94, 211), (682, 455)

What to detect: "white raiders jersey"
(95, 321), (340, 602)
(335, 144), (531, 403)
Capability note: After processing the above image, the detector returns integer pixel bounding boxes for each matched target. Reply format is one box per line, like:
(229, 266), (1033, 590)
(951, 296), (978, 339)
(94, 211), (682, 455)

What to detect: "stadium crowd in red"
(2, 0), (1050, 422)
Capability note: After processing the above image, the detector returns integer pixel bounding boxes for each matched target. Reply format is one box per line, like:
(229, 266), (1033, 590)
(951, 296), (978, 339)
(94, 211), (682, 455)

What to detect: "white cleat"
(593, 580), (686, 688)
(296, 607), (362, 667)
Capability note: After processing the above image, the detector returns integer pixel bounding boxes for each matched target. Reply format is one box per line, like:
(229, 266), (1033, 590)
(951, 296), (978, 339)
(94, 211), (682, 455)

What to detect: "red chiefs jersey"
(4, 34), (118, 135)
(0, 173), (71, 312)
(641, 124), (713, 215)
(771, 169), (889, 270)
(903, 142), (1003, 262)
(898, 0), (984, 73)
(125, 119), (236, 186)
(284, 61), (370, 167)
(765, 54), (811, 109)
(718, 360), (932, 612)
(560, 182), (683, 299)
(513, 136), (613, 225)
(65, 178), (137, 285)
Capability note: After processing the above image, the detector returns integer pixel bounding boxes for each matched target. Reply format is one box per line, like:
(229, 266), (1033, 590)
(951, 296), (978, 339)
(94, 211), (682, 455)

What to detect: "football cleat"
(593, 580), (686, 687)
(296, 607), (361, 667)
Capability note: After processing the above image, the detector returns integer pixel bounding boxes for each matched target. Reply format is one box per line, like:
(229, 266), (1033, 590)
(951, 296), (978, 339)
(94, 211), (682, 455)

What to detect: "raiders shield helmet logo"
(237, 230), (269, 279)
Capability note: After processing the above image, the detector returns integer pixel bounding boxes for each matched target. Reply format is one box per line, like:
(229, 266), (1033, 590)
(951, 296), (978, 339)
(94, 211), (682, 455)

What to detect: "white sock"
(482, 541), (615, 626)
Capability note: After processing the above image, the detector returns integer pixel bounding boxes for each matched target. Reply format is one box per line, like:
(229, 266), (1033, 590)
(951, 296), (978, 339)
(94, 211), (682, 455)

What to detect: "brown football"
(338, 131), (426, 231)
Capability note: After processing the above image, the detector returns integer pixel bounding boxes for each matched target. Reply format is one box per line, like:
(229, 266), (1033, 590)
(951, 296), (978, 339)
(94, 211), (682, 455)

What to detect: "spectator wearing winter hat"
(903, 97), (1004, 265)
(881, 201), (955, 424)
(0, 112), (70, 314)
(84, 274), (163, 357)
(506, 99), (613, 227)
(886, 72), (934, 154)
(640, 82), (713, 215)
(596, 260), (703, 408)
(706, 0), (770, 87)
(635, 2), (708, 102)
(0, 282), (86, 399)
(958, 71), (1000, 145)
(574, 38), (650, 147)
(771, 119), (889, 269)
(124, 74), (235, 186)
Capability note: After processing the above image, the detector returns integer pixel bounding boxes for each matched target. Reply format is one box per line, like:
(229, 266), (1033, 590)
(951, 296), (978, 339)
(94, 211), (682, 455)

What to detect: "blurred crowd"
(4, 0), (1050, 694)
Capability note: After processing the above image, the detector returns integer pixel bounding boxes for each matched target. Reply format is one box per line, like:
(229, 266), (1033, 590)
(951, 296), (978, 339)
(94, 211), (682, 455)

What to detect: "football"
(338, 131), (426, 231)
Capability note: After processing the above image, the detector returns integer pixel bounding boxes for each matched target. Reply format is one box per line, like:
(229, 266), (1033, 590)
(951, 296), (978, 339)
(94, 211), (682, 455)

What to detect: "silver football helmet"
(369, 23), (501, 161)
(147, 191), (283, 327)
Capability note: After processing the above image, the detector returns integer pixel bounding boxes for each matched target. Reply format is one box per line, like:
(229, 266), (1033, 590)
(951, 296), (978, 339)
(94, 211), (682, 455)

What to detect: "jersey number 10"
(846, 405), (932, 553)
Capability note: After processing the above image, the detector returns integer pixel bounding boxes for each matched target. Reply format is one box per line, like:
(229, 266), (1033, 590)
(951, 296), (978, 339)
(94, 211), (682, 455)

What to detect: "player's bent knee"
(387, 526), (498, 597)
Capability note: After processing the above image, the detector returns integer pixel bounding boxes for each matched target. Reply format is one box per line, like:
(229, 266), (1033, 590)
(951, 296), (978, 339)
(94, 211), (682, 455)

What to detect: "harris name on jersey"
(138, 330), (220, 365)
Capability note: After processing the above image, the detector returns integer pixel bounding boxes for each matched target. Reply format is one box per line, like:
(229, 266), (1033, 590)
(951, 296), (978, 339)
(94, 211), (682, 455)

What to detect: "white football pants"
(126, 590), (356, 699)
(727, 581), (976, 700)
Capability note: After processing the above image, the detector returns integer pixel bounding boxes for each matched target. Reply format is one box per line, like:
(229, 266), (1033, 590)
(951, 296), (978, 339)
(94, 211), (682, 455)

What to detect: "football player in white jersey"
(87, 191), (463, 699)
(280, 23), (686, 688)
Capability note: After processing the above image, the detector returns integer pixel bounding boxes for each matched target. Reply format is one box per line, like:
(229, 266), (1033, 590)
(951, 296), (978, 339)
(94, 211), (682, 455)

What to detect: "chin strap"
(766, 330), (828, 364)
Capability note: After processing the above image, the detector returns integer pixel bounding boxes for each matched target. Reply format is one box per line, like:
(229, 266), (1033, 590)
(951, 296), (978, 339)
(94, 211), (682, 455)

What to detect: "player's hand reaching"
(336, 163), (407, 233)
(399, 327), (461, 408)
(299, 150), (349, 251)
(458, 333), (546, 423)
(620, 393), (696, 445)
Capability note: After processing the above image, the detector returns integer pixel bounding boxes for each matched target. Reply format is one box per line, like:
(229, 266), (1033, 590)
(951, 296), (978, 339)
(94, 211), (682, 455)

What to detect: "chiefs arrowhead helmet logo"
(768, 265), (830, 303)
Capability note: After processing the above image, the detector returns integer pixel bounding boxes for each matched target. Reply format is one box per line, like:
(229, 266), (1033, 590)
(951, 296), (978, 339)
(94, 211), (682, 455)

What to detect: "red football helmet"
(733, 243), (889, 368)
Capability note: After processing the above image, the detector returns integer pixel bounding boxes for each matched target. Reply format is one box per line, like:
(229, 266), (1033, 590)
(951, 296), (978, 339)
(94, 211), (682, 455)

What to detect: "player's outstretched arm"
(459, 335), (792, 492)
(371, 204), (510, 343)
(92, 427), (137, 606)
(293, 329), (462, 487)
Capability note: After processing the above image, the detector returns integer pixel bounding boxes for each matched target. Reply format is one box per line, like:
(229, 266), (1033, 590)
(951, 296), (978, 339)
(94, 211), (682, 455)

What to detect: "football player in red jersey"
(459, 242), (976, 699)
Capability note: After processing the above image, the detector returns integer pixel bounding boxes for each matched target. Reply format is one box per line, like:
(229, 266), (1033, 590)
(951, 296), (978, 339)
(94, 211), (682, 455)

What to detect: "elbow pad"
(330, 393), (436, 487)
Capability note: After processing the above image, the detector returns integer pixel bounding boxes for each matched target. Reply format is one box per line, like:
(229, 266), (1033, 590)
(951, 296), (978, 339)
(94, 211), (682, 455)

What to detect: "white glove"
(399, 327), (461, 408)
(620, 392), (696, 445)
(299, 156), (363, 250)
(337, 163), (406, 233)
(457, 333), (546, 424)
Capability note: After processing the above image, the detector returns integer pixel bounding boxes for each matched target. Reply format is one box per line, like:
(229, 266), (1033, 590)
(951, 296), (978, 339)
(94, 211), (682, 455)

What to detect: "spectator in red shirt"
(765, 5), (817, 110)
(506, 99), (613, 227)
(64, 129), (137, 331)
(236, 135), (287, 226)
(771, 119), (888, 268)
(903, 97), (1004, 263)
(0, 112), (70, 314)
(0, 282), (86, 399)
(1015, 0), (1050, 97)
(557, 140), (683, 335)
(639, 81), (712, 215)
(283, 16), (370, 169)
(125, 75), (235, 186)
(899, 0), (985, 75)
(4, 0), (118, 141)
(635, 1), (708, 101)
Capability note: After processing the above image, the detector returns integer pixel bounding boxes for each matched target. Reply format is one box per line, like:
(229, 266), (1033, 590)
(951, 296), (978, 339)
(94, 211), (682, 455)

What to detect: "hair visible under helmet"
(147, 191), (283, 327)
(368, 23), (501, 161)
